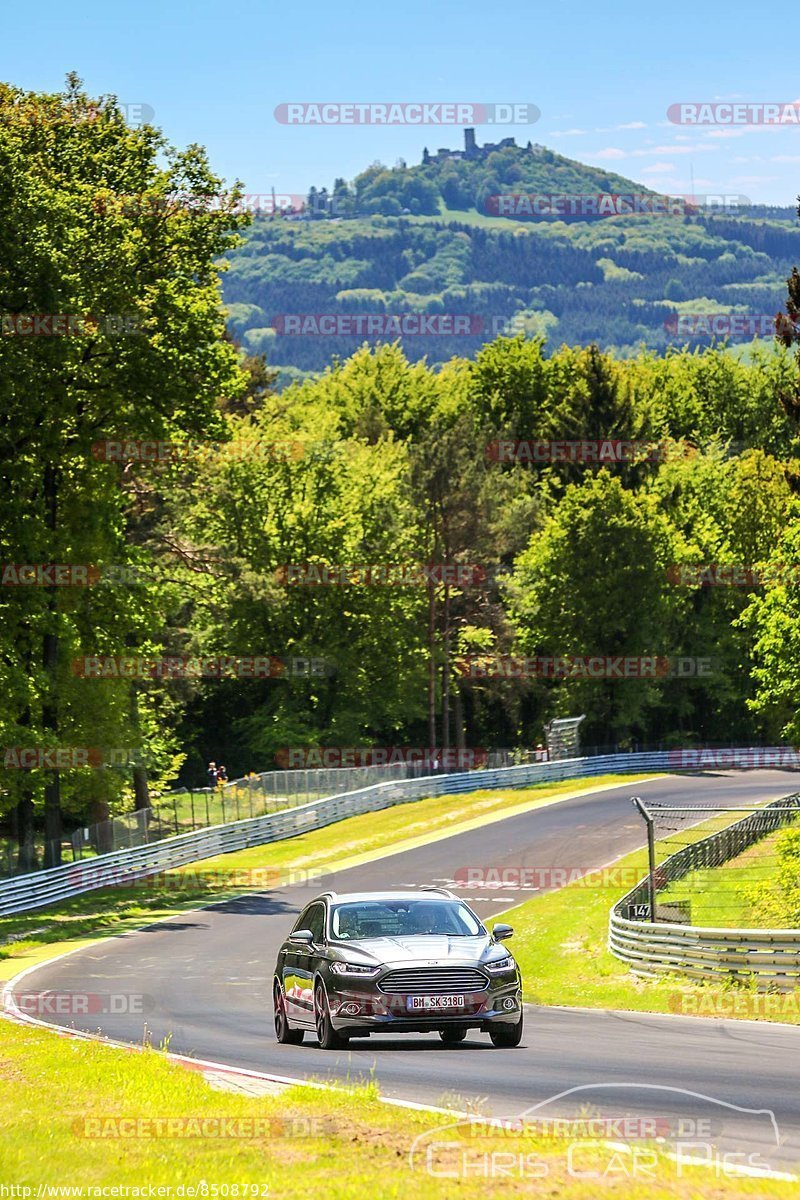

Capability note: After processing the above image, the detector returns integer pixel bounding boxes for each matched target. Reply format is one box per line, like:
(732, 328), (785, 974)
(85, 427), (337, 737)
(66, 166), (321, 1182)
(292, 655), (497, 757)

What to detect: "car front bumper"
(326, 978), (522, 1033)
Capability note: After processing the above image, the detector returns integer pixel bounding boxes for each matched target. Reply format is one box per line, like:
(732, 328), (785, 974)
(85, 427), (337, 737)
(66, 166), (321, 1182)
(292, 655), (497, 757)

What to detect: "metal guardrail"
(609, 793), (800, 985)
(0, 749), (676, 916)
(5, 756), (548, 878)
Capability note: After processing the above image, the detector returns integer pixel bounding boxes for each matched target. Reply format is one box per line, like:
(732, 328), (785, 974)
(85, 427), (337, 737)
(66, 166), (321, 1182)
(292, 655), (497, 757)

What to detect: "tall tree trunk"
(42, 461), (62, 866)
(42, 622), (61, 866)
(16, 787), (37, 873)
(133, 764), (150, 811)
(130, 688), (150, 811)
(15, 703), (38, 871)
(88, 798), (113, 854)
(427, 577), (436, 750)
(453, 686), (465, 753)
(441, 579), (451, 753)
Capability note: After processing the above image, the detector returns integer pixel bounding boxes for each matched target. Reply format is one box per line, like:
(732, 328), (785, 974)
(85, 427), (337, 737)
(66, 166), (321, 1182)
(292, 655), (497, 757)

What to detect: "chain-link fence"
(1, 760), (457, 877)
(624, 794), (800, 927)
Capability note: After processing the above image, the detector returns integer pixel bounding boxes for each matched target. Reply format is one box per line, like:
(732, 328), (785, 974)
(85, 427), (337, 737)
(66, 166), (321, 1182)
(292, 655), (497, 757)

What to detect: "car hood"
(346, 935), (490, 964)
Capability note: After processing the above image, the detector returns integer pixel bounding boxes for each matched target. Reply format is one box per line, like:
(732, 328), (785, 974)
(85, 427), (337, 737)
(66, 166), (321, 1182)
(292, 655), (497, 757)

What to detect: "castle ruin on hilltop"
(422, 127), (544, 165)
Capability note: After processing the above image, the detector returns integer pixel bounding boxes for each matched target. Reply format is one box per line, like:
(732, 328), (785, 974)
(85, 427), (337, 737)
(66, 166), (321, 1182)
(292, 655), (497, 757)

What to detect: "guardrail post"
(631, 795), (657, 922)
(190, 789), (196, 831)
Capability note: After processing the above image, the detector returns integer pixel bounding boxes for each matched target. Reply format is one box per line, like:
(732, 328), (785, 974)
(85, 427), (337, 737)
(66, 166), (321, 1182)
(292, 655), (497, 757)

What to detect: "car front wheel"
(274, 981), (304, 1045)
(489, 1012), (523, 1047)
(314, 982), (349, 1050)
(439, 1027), (468, 1045)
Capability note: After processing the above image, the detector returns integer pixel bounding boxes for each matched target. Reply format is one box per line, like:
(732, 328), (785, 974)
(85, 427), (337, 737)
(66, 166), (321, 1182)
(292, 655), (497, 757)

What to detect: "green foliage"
(506, 472), (685, 738)
(0, 76), (249, 859)
(739, 509), (800, 740)
(747, 827), (800, 927)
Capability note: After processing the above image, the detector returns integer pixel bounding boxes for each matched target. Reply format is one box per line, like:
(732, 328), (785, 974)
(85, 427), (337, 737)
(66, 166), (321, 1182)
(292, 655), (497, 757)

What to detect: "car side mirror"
(290, 929), (314, 945)
(492, 923), (514, 942)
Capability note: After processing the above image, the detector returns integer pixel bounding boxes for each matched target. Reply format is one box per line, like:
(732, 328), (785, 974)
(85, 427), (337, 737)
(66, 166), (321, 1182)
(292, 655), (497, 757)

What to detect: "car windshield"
(330, 899), (484, 939)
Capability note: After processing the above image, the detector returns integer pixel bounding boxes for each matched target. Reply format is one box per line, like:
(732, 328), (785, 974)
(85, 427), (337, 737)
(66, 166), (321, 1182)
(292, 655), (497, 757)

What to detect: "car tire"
(274, 981), (304, 1045)
(439, 1027), (468, 1044)
(489, 1012), (523, 1047)
(314, 982), (349, 1050)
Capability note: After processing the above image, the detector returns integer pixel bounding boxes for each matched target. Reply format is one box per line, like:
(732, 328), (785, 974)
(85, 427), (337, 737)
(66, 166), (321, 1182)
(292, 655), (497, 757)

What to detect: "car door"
(282, 904), (313, 1023)
(284, 902), (325, 1025)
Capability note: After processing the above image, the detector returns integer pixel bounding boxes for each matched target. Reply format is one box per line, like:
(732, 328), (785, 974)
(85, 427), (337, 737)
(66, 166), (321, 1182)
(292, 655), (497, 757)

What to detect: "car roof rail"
(419, 885), (455, 898)
(317, 890), (337, 901)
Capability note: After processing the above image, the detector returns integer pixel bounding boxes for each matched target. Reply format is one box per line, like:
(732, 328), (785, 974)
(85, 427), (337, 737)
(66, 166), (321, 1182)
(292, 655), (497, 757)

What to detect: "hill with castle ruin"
(222, 131), (800, 386)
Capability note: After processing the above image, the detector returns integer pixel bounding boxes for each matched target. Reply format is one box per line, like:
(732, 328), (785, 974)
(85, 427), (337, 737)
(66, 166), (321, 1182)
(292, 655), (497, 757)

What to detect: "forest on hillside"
(225, 209), (800, 381)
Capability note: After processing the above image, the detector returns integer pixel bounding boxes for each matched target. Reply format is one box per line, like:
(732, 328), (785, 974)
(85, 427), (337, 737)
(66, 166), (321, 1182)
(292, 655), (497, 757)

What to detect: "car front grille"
(379, 967), (489, 993)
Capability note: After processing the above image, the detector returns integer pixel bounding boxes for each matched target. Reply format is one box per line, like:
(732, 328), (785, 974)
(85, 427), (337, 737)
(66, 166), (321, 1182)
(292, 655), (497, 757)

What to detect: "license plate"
(407, 994), (465, 1011)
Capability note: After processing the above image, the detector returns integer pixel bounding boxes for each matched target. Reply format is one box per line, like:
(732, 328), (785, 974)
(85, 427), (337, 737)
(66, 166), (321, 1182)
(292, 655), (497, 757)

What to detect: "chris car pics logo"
(408, 1084), (781, 1182)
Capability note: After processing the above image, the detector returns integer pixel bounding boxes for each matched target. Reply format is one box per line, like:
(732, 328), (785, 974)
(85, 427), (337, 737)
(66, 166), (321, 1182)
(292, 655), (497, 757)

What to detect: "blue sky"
(3, 0), (800, 205)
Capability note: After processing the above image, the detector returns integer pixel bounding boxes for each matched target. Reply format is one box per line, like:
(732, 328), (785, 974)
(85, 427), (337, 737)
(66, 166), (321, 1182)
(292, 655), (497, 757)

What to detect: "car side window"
(291, 907), (312, 935)
(304, 903), (326, 945)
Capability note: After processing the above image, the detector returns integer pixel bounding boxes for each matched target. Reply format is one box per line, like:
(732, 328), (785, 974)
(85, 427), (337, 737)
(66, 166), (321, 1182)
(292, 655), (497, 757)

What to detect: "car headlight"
(329, 962), (381, 977)
(486, 955), (517, 975)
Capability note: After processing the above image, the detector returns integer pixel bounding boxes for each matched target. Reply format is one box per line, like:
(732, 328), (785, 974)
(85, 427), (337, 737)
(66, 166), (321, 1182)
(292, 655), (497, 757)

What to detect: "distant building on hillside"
(422, 128), (545, 165)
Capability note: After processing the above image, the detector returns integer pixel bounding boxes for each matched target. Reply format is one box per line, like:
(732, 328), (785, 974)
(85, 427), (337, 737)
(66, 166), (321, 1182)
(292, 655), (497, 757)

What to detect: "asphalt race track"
(9, 770), (800, 1173)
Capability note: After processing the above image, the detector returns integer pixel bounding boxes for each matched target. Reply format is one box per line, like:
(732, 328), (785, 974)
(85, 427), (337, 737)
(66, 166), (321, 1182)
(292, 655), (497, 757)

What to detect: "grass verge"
(0, 1017), (791, 1196)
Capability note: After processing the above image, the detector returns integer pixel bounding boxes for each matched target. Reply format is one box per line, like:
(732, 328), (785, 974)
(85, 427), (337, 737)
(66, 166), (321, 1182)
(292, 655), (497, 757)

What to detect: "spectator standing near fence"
(207, 761), (217, 788)
(216, 764), (228, 786)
